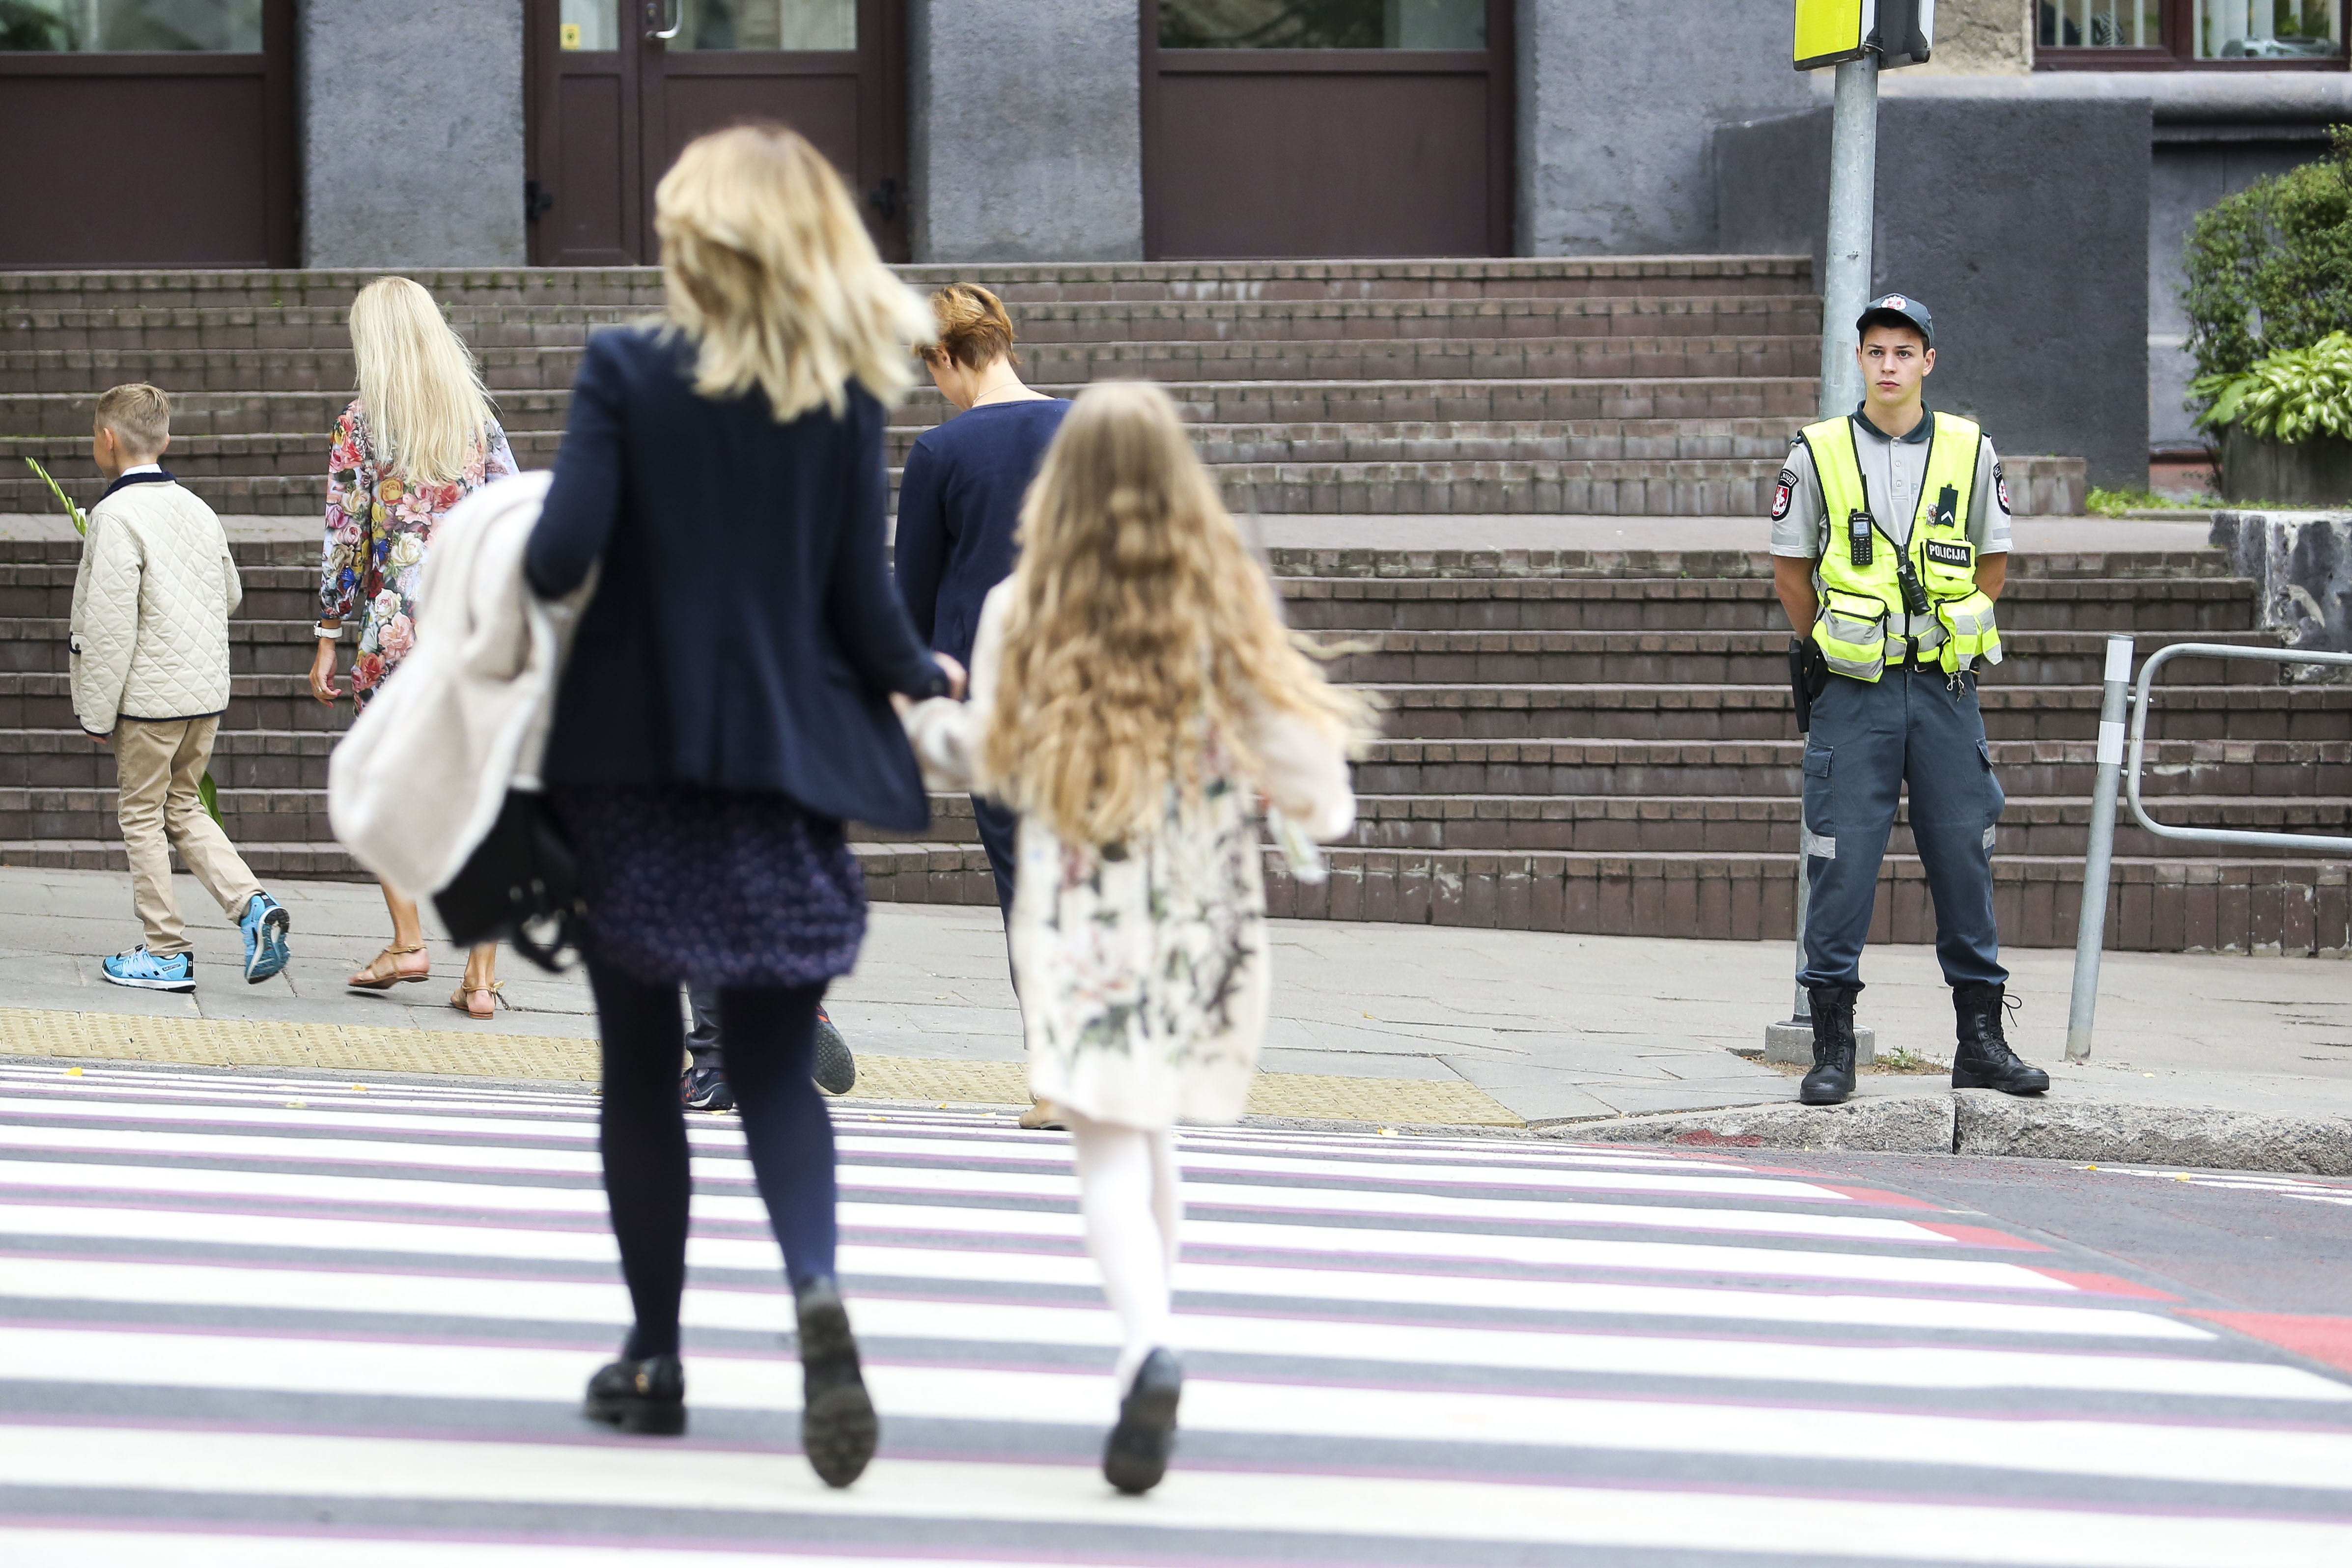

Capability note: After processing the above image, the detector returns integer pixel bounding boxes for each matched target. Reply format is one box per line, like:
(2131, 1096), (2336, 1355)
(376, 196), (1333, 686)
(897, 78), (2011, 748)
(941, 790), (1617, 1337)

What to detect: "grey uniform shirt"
(1768, 406), (2013, 655)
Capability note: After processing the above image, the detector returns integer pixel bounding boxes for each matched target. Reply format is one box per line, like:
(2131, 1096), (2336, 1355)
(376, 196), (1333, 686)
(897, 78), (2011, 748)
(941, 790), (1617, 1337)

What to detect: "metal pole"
(1772, 50), (1879, 1058)
(2066, 634), (2133, 1063)
(1818, 54), (1880, 421)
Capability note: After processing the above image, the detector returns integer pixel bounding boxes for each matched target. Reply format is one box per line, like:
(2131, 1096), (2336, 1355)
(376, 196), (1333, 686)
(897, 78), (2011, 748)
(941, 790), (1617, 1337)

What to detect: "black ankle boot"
(1104, 1347), (1184, 1495)
(795, 1275), (878, 1488)
(1951, 981), (2049, 1095)
(1801, 984), (1861, 1106)
(584, 1351), (685, 1434)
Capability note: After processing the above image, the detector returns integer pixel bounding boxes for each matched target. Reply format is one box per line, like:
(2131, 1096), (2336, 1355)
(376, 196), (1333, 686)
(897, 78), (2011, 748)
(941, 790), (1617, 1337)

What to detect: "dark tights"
(588, 958), (839, 1360)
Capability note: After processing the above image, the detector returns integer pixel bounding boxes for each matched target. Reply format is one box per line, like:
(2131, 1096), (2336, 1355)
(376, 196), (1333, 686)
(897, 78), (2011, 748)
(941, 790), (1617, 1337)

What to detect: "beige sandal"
(1018, 1100), (1066, 1131)
(450, 980), (506, 1021)
(347, 944), (429, 991)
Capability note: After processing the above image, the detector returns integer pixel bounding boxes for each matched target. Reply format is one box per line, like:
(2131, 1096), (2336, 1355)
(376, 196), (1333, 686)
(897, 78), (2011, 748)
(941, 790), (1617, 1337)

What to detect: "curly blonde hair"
(980, 381), (1375, 847)
(655, 122), (931, 421)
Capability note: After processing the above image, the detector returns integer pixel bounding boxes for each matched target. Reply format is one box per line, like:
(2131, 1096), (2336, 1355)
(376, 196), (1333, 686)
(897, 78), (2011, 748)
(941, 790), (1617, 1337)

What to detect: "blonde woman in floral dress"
(311, 276), (517, 1017)
(901, 380), (1371, 1496)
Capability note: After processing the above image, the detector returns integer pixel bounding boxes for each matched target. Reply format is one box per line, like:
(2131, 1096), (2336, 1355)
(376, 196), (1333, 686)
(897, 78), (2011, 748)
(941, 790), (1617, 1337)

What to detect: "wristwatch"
(311, 622), (343, 641)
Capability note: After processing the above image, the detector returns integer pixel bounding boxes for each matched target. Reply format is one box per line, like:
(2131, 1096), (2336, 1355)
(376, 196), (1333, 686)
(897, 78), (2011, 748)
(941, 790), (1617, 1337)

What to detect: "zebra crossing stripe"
(5, 1064), (2352, 1566)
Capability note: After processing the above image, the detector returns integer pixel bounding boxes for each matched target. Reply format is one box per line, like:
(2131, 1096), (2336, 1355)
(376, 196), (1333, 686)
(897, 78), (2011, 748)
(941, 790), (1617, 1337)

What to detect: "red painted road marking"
(2029, 1268), (2179, 1301)
(2185, 1311), (2352, 1377)
(1914, 1223), (2049, 1253)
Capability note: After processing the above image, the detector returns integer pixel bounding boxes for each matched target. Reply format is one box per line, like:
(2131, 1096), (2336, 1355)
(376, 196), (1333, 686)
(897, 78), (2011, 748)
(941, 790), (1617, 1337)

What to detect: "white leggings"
(1065, 1111), (1183, 1396)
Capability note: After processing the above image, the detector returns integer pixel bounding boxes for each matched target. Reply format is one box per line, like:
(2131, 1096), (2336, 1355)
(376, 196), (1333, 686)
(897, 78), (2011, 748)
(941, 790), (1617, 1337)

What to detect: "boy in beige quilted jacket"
(70, 383), (290, 991)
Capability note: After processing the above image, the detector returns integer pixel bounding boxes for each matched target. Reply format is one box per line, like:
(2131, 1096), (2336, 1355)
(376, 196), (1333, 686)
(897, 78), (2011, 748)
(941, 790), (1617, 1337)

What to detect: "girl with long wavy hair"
(313, 276), (514, 1016)
(902, 378), (1372, 1495)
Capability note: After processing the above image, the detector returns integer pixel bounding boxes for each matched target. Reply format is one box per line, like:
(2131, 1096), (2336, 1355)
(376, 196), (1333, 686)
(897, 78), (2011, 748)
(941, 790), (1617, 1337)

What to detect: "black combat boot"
(1951, 981), (2049, 1096)
(1800, 984), (1861, 1105)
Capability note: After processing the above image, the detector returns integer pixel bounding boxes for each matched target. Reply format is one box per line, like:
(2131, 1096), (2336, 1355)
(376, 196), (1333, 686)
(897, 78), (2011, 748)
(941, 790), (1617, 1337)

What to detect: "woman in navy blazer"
(525, 125), (948, 1491)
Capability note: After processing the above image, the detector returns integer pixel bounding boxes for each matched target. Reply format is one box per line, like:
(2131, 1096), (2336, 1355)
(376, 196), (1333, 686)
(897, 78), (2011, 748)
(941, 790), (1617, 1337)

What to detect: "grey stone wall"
(1515, 0), (1813, 255)
(1716, 98), (2151, 490)
(2212, 511), (2352, 657)
(299, 0), (525, 268)
(907, 0), (1142, 263)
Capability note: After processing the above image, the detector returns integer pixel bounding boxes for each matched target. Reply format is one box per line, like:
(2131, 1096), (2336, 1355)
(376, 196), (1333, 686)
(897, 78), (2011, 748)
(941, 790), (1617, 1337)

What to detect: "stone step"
(1313, 629), (2280, 690)
(0, 729), (2325, 808)
(0, 567), (2231, 638)
(0, 256), (1814, 312)
(2, 676), (2325, 749)
(5, 294), (1824, 353)
(6, 416), (1811, 481)
(1281, 575), (2257, 634)
(1367, 682), (2352, 744)
(0, 833), (2328, 954)
(13, 781), (2334, 867)
(0, 377), (1825, 438)
(860, 841), (2352, 957)
(1264, 547), (2238, 582)
(1, 334), (1823, 399)
(1351, 737), (2352, 801)
(38, 622), (2194, 689)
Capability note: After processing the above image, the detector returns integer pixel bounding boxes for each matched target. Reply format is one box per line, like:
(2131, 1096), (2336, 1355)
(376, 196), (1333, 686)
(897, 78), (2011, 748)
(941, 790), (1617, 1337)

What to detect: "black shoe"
(1952, 980), (2049, 1095)
(1104, 1347), (1183, 1495)
(584, 1352), (685, 1435)
(794, 1275), (877, 1488)
(812, 1005), (856, 1096)
(1800, 983), (1861, 1106)
(682, 1053), (734, 1113)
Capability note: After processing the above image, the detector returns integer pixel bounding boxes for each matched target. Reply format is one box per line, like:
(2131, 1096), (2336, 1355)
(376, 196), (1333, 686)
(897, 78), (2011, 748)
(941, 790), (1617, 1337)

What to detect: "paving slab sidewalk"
(5, 865), (2351, 1161)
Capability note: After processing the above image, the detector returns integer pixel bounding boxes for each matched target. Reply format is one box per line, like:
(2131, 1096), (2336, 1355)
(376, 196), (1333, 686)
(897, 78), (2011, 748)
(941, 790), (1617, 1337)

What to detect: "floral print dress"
(319, 400), (517, 709)
(905, 582), (1356, 1130)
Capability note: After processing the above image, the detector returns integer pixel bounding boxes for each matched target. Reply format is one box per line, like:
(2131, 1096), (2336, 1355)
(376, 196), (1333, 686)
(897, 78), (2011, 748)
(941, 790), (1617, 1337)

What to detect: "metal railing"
(2066, 634), (2352, 1061)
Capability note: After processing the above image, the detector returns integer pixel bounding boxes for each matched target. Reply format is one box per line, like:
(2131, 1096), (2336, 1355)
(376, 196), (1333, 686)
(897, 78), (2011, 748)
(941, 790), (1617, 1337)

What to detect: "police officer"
(1769, 293), (2049, 1107)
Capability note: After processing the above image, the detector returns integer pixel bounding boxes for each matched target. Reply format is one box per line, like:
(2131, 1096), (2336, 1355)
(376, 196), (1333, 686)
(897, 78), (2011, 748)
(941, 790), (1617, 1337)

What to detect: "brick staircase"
(0, 532), (2341, 954)
(1, 260), (2085, 517)
(11, 259), (2315, 954)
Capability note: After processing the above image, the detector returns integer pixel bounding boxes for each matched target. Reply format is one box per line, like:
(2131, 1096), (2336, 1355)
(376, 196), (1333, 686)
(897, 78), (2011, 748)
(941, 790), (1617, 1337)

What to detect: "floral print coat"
(904, 582), (1356, 1129)
(319, 400), (516, 708)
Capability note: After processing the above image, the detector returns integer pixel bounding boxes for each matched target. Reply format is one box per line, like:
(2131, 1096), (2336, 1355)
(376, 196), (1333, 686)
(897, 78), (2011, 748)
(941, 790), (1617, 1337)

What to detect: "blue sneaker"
(238, 892), (291, 984)
(102, 946), (196, 993)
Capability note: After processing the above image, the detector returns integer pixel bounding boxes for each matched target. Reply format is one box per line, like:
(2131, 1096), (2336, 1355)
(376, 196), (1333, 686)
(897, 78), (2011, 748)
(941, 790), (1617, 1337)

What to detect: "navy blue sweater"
(893, 398), (1068, 668)
(526, 328), (948, 832)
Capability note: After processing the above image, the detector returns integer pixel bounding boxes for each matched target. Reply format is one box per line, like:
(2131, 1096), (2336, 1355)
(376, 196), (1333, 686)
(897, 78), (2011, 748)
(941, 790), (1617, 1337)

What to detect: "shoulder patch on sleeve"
(1994, 462), (2013, 516)
(1771, 469), (1797, 523)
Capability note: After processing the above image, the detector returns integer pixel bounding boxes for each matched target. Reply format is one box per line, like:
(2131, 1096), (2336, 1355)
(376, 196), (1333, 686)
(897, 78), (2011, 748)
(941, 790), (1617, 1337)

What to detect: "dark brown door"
(0, 0), (295, 268)
(527, 0), (906, 265)
(1142, 0), (1513, 259)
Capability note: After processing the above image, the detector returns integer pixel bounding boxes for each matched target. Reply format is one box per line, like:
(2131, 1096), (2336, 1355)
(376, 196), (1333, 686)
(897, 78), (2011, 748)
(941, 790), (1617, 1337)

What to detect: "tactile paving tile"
(0, 1007), (1523, 1127)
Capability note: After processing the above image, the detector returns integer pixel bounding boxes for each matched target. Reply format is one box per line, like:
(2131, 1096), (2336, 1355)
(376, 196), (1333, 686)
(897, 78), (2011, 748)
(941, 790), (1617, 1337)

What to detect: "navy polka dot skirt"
(549, 784), (866, 989)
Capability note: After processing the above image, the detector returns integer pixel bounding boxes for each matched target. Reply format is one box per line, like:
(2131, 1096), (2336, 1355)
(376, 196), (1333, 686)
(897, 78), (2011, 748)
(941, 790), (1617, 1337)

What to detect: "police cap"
(1857, 293), (1933, 347)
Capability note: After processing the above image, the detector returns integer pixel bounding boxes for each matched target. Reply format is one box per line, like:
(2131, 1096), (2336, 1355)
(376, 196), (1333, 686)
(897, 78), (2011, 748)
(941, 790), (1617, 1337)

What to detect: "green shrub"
(2183, 127), (2352, 395)
(2192, 332), (2352, 444)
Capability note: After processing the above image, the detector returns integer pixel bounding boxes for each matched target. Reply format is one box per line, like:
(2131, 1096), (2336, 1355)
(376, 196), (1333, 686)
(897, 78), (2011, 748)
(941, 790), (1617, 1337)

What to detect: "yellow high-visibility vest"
(1800, 411), (2002, 680)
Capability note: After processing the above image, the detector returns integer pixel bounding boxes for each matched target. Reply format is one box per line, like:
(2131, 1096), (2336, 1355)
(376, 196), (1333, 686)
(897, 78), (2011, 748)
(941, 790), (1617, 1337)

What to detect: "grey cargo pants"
(1799, 663), (2008, 990)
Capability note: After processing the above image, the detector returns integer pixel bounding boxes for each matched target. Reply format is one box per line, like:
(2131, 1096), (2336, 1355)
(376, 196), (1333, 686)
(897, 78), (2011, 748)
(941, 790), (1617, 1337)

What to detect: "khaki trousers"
(112, 716), (261, 955)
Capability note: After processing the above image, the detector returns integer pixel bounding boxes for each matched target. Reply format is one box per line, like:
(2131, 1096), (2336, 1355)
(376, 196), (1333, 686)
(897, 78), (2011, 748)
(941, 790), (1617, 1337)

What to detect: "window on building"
(2037, 0), (2345, 64)
(670, 0), (855, 51)
(1158, 0), (1485, 50)
(0, 0), (261, 51)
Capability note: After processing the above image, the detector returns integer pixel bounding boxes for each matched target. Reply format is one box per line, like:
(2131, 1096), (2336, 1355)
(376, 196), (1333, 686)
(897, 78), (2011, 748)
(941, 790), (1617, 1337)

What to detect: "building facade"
(2, 0), (2344, 478)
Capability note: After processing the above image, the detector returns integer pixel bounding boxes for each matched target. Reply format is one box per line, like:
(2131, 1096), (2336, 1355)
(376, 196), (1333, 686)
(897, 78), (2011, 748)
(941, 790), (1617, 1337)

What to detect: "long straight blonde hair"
(656, 123), (931, 421)
(980, 381), (1376, 847)
(347, 276), (496, 486)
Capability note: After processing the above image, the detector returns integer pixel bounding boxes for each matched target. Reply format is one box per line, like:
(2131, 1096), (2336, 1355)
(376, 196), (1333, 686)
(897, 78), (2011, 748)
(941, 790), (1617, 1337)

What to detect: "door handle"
(525, 179), (555, 222)
(868, 177), (901, 223)
(646, 0), (680, 40)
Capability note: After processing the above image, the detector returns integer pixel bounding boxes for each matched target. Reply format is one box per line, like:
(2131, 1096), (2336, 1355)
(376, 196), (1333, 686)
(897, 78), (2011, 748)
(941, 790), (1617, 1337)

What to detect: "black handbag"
(433, 790), (586, 972)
